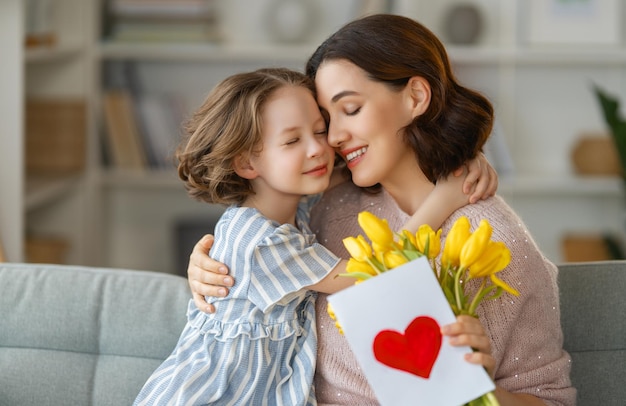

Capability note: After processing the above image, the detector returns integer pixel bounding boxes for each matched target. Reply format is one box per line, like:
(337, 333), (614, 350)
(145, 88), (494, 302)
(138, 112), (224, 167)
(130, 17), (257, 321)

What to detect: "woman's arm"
(186, 235), (233, 313)
(188, 154), (499, 311)
(442, 316), (547, 406)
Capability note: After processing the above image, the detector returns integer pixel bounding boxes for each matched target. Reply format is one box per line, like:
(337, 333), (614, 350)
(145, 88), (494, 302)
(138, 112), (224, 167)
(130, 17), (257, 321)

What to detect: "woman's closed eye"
(345, 106), (361, 116)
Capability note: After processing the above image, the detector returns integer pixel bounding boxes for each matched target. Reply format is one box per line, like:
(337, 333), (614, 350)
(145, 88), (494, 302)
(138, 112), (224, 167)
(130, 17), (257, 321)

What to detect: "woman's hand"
(441, 315), (495, 379)
(457, 153), (498, 203)
(187, 235), (234, 313)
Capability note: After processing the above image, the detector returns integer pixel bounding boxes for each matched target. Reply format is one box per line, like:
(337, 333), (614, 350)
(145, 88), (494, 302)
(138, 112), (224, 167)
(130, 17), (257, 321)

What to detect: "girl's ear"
(407, 76), (431, 118)
(233, 153), (258, 180)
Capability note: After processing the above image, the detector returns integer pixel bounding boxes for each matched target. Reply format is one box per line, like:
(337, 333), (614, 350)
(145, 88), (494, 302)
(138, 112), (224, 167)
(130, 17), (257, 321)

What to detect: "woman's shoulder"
(449, 195), (557, 272)
(446, 196), (533, 243)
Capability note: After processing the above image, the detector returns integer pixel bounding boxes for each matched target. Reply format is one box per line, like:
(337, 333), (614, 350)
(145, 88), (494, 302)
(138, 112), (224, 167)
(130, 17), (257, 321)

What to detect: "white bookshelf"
(2, 0), (626, 271)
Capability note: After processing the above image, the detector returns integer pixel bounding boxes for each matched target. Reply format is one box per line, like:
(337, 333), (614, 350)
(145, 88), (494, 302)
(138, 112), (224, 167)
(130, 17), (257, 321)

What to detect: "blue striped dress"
(134, 195), (340, 406)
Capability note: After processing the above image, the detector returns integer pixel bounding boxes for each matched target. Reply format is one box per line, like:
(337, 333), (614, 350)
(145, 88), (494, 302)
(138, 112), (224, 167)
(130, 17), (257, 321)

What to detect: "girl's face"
(314, 59), (421, 189)
(248, 85), (334, 200)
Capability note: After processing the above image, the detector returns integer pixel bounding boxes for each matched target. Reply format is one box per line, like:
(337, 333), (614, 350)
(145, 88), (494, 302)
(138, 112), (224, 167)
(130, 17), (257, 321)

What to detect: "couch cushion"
(0, 263), (190, 406)
(558, 260), (626, 405)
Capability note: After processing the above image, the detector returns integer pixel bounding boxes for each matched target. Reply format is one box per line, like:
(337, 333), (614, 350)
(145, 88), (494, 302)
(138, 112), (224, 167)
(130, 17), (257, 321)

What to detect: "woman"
(187, 14), (575, 405)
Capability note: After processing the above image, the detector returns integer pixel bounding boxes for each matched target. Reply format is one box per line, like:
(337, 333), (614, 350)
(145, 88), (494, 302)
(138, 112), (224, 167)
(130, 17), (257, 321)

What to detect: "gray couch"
(0, 261), (624, 405)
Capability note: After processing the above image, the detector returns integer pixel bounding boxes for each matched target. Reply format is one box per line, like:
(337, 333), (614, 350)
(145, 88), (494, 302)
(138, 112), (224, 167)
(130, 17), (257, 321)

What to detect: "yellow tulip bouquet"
(329, 211), (520, 406)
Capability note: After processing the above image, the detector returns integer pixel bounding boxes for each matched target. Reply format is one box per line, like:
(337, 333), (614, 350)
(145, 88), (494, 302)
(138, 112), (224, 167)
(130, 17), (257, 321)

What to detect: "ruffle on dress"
(186, 301), (304, 342)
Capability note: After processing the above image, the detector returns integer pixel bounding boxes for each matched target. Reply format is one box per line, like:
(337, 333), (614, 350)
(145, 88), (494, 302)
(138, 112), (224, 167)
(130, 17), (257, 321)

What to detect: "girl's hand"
(186, 235), (234, 314)
(456, 153), (498, 203)
(441, 315), (496, 379)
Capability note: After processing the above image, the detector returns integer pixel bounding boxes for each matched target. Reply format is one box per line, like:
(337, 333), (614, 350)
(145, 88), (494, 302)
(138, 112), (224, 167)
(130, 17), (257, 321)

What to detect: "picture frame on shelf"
(525, 0), (621, 47)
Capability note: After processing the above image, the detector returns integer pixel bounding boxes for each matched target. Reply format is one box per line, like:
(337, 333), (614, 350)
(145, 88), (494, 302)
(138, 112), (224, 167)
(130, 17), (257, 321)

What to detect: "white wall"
(0, 0), (24, 262)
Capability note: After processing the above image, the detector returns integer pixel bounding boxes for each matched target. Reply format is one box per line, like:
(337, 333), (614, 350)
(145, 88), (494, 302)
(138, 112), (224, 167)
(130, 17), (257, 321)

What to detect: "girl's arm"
(188, 154), (499, 310)
(311, 158), (495, 295)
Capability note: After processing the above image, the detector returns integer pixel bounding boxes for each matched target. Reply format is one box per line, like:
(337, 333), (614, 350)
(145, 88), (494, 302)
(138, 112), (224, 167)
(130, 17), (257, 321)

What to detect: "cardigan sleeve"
(450, 197), (576, 406)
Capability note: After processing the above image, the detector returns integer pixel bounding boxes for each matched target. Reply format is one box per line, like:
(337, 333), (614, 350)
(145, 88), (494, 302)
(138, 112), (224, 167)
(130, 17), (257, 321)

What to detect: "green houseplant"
(593, 85), (626, 258)
(593, 85), (626, 185)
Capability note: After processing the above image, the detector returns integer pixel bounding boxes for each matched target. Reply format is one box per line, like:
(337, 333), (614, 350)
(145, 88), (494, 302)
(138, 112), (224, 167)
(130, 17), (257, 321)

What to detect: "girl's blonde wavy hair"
(176, 68), (316, 206)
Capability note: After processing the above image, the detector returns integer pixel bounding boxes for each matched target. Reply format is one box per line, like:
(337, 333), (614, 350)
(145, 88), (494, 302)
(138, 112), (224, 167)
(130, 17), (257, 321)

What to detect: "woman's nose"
(327, 123), (348, 148)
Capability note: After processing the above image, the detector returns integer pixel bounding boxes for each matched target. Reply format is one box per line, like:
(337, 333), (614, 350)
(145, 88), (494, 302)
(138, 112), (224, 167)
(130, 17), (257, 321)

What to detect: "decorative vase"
(442, 3), (483, 45)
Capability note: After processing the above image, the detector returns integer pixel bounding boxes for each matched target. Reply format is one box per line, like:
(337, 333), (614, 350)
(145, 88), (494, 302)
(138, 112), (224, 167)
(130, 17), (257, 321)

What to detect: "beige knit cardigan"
(309, 181), (576, 406)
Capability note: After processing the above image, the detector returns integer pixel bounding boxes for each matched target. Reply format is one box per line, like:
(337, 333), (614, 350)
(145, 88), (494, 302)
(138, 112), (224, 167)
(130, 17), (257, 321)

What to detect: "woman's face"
(314, 59), (420, 188)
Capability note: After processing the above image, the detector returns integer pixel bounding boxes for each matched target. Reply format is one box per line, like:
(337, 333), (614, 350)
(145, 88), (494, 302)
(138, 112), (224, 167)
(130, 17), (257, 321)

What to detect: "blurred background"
(2, 0), (626, 275)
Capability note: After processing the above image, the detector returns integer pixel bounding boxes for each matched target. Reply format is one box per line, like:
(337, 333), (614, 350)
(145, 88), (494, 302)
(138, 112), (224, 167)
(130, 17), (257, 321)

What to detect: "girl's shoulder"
(216, 206), (277, 240)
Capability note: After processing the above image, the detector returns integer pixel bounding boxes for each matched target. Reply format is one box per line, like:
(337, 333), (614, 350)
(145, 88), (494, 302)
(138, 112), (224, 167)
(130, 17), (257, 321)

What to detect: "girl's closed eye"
(285, 137), (300, 145)
(314, 128), (328, 137)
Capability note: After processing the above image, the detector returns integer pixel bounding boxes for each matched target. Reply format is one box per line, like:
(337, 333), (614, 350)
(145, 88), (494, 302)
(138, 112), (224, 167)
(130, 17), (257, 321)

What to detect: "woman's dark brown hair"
(177, 68), (316, 205)
(305, 14), (493, 183)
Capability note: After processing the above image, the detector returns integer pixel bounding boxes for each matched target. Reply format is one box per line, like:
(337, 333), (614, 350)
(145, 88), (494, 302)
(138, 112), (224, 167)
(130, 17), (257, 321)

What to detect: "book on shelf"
(134, 93), (186, 169)
(25, 99), (86, 174)
(110, 20), (220, 42)
(102, 89), (148, 170)
(106, 0), (220, 43)
(109, 0), (217, 19)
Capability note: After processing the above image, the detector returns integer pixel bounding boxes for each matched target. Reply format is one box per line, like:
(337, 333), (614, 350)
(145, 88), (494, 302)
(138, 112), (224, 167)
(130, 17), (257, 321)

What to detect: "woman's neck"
(381, 163), (434, 216)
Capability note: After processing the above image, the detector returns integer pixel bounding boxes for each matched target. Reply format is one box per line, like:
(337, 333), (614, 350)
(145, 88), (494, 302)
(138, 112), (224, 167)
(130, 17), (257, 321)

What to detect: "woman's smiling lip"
(342, 146), (368, 168)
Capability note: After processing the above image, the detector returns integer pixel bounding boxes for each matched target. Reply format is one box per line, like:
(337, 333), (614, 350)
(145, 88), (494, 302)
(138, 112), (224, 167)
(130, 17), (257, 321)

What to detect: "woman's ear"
(233, 153), (258, 180)
(407, 76), (431, 118)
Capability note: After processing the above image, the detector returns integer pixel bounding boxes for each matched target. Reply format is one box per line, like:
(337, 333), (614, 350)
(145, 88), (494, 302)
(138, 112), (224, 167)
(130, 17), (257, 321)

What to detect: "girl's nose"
(308, 136), (328, 158)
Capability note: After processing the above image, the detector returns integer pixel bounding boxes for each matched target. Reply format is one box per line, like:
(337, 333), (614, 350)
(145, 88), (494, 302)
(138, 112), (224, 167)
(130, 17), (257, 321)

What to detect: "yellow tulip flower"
(358, 211), (394, 250)
(382, 250), (409, 269)
(327, 303), (344, 335)
(490, 273), (519, 296)
(343, 235), (372, 261)
(346, 257), (378, 277)
(468, 241), (511, 278)
(416, 224), (442, 259)
(401, 229), (418, 250)
(459, 219), (492, 269)
(441, 216), (471, 268)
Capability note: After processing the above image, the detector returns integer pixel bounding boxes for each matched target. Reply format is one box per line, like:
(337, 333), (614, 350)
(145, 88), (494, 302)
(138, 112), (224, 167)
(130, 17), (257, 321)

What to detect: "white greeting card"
(327, 256), (495, 406)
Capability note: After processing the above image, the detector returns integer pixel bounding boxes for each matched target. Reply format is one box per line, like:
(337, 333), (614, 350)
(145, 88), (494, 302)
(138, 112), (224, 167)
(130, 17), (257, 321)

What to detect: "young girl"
(134, 67), (481, 405)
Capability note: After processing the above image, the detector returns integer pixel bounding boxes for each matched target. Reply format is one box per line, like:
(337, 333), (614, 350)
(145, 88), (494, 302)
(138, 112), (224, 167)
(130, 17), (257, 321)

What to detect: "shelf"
(25, 43), (84, 64)
(99, 41), (626, 66)
(98, 168), (624, 197)
(499, 175), (623, 197)
(25, 175), (82, 212)
(98, 41), (316, 62)
(100, 169), (184, 189)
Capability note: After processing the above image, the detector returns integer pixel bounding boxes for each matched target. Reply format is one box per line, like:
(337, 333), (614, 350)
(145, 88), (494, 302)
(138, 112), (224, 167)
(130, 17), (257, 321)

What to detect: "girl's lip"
(305, 164), (330, 176)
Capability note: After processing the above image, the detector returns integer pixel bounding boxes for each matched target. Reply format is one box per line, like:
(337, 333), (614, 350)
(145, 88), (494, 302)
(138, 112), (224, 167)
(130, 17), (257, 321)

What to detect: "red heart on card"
(372, 316), (442, 378)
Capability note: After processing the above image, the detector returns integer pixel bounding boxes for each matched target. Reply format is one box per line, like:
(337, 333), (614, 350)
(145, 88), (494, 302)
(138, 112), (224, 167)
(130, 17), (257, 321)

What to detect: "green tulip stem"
(366, 256), (386, 274)
(468, 279), (492, 316)
(454, 266), (466, 313)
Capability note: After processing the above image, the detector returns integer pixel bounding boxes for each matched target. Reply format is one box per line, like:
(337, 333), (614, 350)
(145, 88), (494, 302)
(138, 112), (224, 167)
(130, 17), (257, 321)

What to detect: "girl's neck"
(242, 194), (299, 226)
